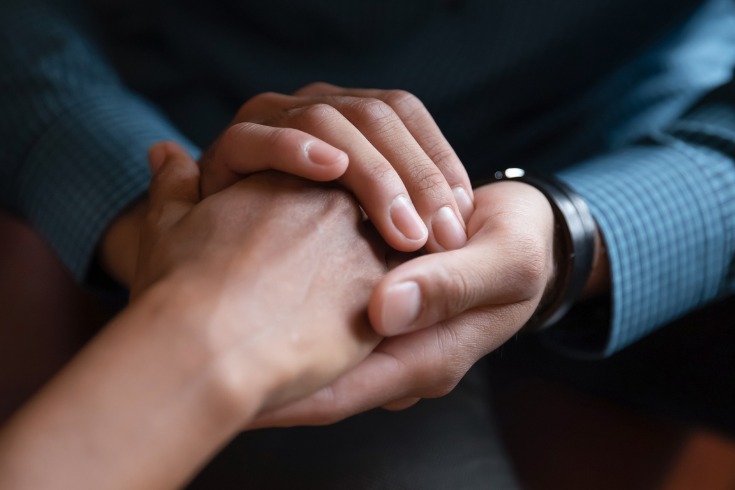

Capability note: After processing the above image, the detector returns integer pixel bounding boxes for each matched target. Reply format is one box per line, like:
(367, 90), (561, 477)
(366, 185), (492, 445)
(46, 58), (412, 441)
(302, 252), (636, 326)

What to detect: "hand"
(133, 143), (387, 413)
(250, 180), (557, 426)
(101, 84), (474, 286)
(199, 82), (475, 253)
(0, 145), (390, 490)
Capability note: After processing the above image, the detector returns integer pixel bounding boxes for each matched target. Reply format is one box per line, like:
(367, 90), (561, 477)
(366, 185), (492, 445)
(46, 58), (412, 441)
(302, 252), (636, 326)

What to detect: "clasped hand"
(135, 83), (557, 426)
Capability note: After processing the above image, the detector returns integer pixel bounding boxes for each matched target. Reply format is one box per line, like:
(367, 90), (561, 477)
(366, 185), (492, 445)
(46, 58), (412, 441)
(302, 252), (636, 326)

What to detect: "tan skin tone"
(0, 84), (610, 487)
(103, 83), (610, 423)
(0, 147), (387, 489)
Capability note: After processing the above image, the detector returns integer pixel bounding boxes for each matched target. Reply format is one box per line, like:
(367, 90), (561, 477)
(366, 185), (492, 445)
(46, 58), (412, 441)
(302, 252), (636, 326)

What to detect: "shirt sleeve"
(550, 76), (735, 357)
(0, 1), (200, 284)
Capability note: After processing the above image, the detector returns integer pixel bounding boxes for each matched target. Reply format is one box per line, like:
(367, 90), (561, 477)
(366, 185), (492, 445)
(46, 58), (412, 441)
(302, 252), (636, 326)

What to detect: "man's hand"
(250, 180), (558, 426)
(101, 84), (474, 286)
(199, 82), (475, 253)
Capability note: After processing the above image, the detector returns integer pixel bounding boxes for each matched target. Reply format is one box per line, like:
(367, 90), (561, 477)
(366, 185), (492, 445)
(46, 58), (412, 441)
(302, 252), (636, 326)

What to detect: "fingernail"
(453, 186), (474, 222)
(382, 281), (422, 334)
(432, 206), (467, 250)
(390, 195), (428, 242)
(306, 141), (347, 166)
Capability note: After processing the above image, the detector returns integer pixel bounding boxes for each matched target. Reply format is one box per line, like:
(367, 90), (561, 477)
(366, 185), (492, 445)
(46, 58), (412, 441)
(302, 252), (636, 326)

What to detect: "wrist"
(0, 273), (266, 489)
(139, 272), (272, 426)
(474, 169), (599, 330)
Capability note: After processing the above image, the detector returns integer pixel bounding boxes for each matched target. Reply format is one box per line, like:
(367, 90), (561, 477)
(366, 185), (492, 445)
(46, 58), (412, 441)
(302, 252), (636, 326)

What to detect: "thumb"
(368, 234), (547, 336)
(147, 142), (201, 228)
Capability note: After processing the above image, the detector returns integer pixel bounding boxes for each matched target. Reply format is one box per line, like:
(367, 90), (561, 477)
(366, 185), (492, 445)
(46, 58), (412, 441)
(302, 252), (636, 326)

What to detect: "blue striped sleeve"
(0, 2), (199, 283)
(554, 90), (735, 356)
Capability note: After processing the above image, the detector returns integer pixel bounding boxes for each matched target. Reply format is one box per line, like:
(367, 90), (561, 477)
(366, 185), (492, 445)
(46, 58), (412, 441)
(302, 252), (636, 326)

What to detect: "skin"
(1, 82), (610, 486)
(0, 146), (387, 489)
(101, 82), (476, 287)
(101, 84), (610, 425)
(254, 181), (610, 424)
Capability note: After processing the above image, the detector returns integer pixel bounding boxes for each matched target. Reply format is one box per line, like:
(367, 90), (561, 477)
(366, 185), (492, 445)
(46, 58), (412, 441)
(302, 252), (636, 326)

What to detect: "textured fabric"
(1, 0), (734, 358)
(0, 1), (198, 281)
(557, 140), (735, 355)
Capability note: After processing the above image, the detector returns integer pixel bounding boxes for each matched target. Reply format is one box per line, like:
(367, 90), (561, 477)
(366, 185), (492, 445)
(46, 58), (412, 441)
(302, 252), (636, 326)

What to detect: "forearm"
(0, 275), (262, 489)
(556, 137), (735, 355)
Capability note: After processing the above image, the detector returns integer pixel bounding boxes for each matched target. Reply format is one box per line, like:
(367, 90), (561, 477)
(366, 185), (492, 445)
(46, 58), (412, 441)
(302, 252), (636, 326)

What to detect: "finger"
(238, 91), (466, 252)
(382, 397), (420, 411)
(277, 103), (434, 252)
(319, 95), (468, 252)
(199, 122), (348, 196)
(249, 318), (484, 428)
(249, 347), (416, 427)
(147, 142), (201, 229)
(295, 83), (475, 222)
(368, 182), (555, 336)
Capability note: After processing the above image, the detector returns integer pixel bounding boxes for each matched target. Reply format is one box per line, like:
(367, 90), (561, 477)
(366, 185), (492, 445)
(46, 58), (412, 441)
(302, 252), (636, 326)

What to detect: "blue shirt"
(1, 0), (734, 356)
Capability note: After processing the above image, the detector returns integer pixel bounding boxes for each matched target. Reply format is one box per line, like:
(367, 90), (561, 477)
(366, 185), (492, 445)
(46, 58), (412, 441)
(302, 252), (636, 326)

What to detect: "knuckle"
(297, 81), (333, 94)
(235, 92), (281, 120)
(220, 122), (251, 148)
(365, 159), (399, 185)
(426, 142), (460, 168)
(409, 164), (449, 198)
(348, 98), (398, 134)
(446, 267), (484, 315)
(295, 103), (341, 129)
(384, 89), (425, 116)
(356, 97), (394, 120)
(248, 91), (281, 106)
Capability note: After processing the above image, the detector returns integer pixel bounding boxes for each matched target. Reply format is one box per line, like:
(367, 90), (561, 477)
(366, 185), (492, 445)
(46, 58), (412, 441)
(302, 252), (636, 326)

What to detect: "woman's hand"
(134, 143), (388, 411)
(0, 144), (389, 490)
(101, 84), (473, 286)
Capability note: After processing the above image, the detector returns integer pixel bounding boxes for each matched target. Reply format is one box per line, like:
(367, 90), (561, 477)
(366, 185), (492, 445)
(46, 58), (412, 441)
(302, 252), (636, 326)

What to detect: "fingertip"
(452, 186), (475, 222)
(388, 195), (429, 250)
(147, 142), (167, 175)
(429, 206), (467, 252)
(147, 141), (201, 208)
(149, 141), (193, 175)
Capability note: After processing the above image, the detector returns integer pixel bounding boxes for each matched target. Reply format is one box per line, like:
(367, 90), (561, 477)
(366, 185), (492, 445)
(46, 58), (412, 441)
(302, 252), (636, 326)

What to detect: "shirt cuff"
(14, 91), (200, 285)
(551, 138), (735, 357)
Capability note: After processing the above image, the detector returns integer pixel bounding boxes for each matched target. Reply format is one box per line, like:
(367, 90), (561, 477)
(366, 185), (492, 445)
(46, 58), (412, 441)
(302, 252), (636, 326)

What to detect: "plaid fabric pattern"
(559, 133), (735, 355)
(1, 0), (734, 355)
(0, 2), (198, 282)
